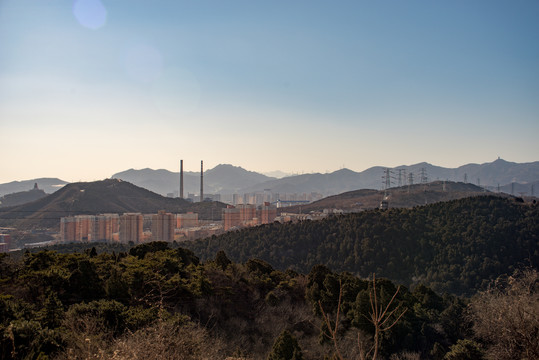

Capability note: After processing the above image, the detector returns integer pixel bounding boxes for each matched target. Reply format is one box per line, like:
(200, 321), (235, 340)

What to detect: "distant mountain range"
(1, 159), (538, 201)
(111, 158), (539, 197)
(0, 179), (226, 229)
(112, 164), (273, 196)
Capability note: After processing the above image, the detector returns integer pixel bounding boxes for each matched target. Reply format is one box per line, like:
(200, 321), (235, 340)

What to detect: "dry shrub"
(108, 321), (226, 360)
(470, 268), (539, 360)
(54, 314), (112, 360)
(389, 352), (421, 360)
(55, 320), (227, 360)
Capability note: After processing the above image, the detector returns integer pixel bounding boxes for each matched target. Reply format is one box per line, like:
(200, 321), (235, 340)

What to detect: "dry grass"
(55, 320), (227, 360)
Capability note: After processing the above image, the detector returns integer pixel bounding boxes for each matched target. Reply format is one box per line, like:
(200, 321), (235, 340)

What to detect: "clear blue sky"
(1, 0), (538, 182)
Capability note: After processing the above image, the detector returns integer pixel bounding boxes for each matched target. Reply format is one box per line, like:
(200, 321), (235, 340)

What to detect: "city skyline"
(1, 0), (538, 183)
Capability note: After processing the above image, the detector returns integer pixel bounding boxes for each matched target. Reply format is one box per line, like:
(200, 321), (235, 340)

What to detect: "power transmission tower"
(419, 167), (428, 191)
(420, 168), (428, 184)
(382, 168), (396, 196)
(407, 173), (414, 193)
(397, 169), (406, 187)
(464, 173), (468, 184)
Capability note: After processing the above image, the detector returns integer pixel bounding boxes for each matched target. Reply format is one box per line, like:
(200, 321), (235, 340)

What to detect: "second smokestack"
(200, 160), (204, 202)
(179, 159), (184, 199)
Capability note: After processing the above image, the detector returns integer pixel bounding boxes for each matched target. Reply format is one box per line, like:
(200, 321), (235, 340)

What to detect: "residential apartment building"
(151, 210), (175, 241)
(60, 214), (119, 242)
(0, 234), (10, 253)
(60, 215), (92, 242)
(259, 202), (277, 224)
(119, 213), (143, 243)
(93, 214), (119, 241)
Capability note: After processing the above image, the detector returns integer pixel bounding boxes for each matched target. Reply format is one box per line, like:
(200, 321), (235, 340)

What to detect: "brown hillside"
(278, 181), (506, 214)
(0, 179), (225, 229)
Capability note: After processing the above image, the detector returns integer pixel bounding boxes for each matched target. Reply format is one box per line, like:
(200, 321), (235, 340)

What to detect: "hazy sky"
(1, 0), (538, 183)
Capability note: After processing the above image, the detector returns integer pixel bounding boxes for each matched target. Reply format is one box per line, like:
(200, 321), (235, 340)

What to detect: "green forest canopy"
(186, 196), (538, 296)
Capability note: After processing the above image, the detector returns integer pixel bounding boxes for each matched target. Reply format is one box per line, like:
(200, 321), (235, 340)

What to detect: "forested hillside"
(187, 196), (539, 295)
(1, 243), (536, 359)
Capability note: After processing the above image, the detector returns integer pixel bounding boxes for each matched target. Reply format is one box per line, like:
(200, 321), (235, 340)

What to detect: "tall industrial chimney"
(200, 160), (204, 202)
(179, 160), (184, 199)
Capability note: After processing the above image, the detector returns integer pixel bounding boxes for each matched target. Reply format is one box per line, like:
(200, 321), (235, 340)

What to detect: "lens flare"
(73, 0), (107, 30)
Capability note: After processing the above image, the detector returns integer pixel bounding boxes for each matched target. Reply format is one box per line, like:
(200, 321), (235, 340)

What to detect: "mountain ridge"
(1, 158), (537, 199)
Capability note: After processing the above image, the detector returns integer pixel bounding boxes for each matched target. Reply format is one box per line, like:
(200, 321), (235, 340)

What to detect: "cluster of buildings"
(222, 203), (277, 231)
(60, 211), (205, 243)
(216, 191), (323, 207)
(59, 202), (281, 244)
(41, 160), (323, 246)
(164, 191), (323, 208)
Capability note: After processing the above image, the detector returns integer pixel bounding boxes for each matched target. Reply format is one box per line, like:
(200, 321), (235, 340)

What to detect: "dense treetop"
(186, 196), (538, 295)
(0, 243), (476, 359)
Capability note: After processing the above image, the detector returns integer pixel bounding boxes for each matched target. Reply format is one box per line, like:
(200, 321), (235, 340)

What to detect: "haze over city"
(1, 0), (538, 183)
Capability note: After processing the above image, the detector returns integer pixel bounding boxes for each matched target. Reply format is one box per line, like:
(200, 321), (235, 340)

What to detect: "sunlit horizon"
(1, 0), (538, 183)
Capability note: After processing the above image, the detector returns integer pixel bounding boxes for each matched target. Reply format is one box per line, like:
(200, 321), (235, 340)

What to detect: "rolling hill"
(0, 186), (47, 208)
(0, 179), (226, 229)
(277, 181), (499, 214)
(0, 178), (67, 197)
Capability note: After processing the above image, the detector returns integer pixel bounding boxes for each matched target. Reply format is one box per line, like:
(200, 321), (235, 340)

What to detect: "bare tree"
(318, 274), (407, 360)
(319, 280), (345, 360)
(366, 274), (407, 360)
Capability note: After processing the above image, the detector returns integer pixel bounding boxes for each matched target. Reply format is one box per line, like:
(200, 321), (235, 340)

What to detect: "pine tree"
(267, 330), (303, 360)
